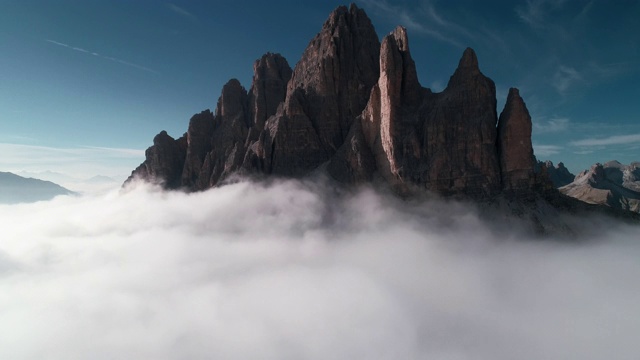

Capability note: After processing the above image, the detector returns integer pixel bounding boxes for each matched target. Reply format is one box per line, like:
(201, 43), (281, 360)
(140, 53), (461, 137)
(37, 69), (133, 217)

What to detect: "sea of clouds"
(1, 178), (639, 360)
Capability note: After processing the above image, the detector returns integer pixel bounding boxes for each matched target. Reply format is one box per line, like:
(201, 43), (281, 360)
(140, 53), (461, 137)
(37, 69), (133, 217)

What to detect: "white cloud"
(570, 133), (640, 147)
(0, 179), (639, 359)
(533, 117), (570, 133)
(552, 65), (583, 94)
(533, 144), (563, 156)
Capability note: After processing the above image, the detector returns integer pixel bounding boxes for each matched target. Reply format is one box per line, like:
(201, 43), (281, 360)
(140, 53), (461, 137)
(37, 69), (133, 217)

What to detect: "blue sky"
(0, 0), (638, 179)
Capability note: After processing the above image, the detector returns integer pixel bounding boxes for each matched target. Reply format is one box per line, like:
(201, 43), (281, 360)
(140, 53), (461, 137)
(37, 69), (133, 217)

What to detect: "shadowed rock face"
(541, 161), (575, 188)
(498, 88), (536, 193)
(421, 47), (502, 196)
(181, 110), (215, 189)
(330, 27), (541, 198)
(128, 52), (293, 189)
(127, 5), (549, 200)
(127, 130), (187, 189)
(259, 3), (381, 176)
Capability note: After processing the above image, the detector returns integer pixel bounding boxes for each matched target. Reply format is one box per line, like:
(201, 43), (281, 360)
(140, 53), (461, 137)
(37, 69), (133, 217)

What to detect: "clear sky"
(1, 0), (638, 179)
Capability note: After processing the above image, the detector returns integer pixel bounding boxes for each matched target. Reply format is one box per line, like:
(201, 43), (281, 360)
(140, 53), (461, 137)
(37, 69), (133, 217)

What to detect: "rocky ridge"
(560, 161), (640, 213)
(127, 4), (555, 201)
(540, 161), (575, 188)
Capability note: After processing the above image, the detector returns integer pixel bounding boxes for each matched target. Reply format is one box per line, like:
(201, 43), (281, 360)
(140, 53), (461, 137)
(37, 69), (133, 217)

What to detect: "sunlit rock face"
(560, 161), (640, 213)
(127, 4), (549, 200)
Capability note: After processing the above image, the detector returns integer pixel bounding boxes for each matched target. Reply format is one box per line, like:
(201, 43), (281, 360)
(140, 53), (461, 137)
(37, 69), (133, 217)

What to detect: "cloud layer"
(1, 179), (639, 359)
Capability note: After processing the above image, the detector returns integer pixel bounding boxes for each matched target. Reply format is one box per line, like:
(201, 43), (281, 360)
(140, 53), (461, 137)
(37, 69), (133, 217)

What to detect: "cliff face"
(257, 4), (381, 176)
(497, 88), (536, 193)
(129, 130), (187, 189)
(328, 26), (542, 198)
(126, 5), (546, 199)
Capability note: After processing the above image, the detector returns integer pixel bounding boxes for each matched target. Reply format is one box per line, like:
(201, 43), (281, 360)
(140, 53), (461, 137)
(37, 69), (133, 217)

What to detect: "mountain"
(125, 4), (638, 226)
(539, 161), (575, 188)
(0, 172), (75, 204)
(560, 161), (640, 213)
(127, 5), (547, 196)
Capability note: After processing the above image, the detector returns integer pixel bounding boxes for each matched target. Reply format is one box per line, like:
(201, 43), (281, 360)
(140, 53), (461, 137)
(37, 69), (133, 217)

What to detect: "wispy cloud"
(360, 0), (466, 48)
(516, 0), (568, 27)
(0, 142), (144, 179)
(552, 65), (583, 95)
(573, 150), (594, 155)
(586, 60), (638, 79)
(167, 3), (198, 23)
(570, 133), (640, 147)
(516, 0), (545, 26)
(533, 117), (570, 133)
(45, 39), (159, 75)
(533, 144), (563, 157)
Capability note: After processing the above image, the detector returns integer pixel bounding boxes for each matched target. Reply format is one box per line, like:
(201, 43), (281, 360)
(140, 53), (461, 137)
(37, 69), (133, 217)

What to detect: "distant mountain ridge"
(560, 161), (640, 213)
(0, 172), (75, 204)
(540, 161), (575, 188)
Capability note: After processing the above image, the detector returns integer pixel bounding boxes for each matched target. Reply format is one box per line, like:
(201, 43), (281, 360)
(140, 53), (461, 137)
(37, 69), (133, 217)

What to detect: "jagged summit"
(458, 47), (479, 70)
(540, 160), (575, 188)
(125, 5), (571, 207)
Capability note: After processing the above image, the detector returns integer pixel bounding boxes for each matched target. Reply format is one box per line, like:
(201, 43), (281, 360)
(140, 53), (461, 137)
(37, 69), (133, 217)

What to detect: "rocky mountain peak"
(587, 163), (606, 184)
(453, 47), (480, 76)
(257, 3), (380, 175)
(248, 53), (291, 130)
(541, 160), (575, 188)
(216, 79), (247, 121)
(127, 5), (556, 203)
(497, 87), (536, 193)
(458, 47), (479, 69)
(390, 26), (409, 51)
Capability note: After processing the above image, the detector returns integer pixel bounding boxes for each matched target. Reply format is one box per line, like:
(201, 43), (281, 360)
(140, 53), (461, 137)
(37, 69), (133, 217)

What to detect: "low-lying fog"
(1, 179), (639, 360)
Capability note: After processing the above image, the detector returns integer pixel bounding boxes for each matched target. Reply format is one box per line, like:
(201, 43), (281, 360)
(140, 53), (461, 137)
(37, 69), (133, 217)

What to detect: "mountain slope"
(560, 161), (640, 213)
(0, 172), (75, 204)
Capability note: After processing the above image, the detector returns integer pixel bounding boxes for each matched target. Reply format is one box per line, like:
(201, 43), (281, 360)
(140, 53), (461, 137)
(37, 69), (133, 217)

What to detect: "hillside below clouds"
(127, 4), (550, 197)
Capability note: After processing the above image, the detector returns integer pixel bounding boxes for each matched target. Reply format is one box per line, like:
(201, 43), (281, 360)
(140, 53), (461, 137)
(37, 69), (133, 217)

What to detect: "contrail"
(45, 39), (159, 75)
